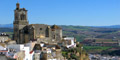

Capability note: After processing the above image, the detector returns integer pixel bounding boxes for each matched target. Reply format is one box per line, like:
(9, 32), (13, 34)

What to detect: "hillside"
(60, 25), (120, 42)
(92, 25), (120, 28)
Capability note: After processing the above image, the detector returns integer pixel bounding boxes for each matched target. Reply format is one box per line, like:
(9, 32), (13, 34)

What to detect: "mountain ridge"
(0, 24), (13, 28)
(1, 24), (120, 28)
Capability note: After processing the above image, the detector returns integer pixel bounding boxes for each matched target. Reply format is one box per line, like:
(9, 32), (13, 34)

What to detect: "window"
(40, 28), (42, 30)
(21, 14), (26, 20)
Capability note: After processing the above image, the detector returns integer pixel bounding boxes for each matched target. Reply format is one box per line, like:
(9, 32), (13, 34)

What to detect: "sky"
(0, 0), (120, 26)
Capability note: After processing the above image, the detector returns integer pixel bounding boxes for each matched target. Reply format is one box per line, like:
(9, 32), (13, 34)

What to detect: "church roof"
(51, 25), (61, 29)
(19, 8), (27, 11)
(30, 24), (48, 27)
(33, 43), (42, 50)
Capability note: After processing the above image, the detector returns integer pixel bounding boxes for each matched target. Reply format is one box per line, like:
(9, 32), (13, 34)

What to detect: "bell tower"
(13, 3), (29, 43)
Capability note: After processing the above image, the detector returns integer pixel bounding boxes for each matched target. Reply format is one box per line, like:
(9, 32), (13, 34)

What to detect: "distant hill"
(0, 24), (13, 28)
(60, 25), (120, 42)
(0, 24), (120, 29)
(92, 25), (120, 28)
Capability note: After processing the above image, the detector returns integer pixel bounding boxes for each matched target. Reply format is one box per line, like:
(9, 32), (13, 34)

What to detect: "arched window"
(46, 28), (49, 37)
(20, 14), (26, 20)
(15, 13), (18, 20)
(54, 35), (55, 39)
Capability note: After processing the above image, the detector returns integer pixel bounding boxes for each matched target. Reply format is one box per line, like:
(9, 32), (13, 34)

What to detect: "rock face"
(13, 3), (62, 44)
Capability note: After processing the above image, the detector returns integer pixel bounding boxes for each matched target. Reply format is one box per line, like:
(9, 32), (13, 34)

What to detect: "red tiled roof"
(0, 50), (8, 52)
(30, 50), (33, 54)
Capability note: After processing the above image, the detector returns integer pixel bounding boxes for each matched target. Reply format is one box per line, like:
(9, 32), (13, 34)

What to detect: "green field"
(83, 46), (112, 53)
(5, 32), (13, 38)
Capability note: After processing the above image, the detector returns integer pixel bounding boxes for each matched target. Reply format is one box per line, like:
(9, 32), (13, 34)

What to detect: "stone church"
(13, 3), (62, 44)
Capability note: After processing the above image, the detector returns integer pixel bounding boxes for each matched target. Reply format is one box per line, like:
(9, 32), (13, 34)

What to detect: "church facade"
(13, 3), (62, 44)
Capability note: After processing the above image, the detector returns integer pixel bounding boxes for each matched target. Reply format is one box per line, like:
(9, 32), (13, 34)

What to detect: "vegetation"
(0, 28), (13, 38)
(60, 25), (120, 42)
(5, 32), (13, 38)
(83, 46), (112, 53)
(101, 50), (120, 56)
(62, 44), (89, 60)
(0, 28), (13, 32)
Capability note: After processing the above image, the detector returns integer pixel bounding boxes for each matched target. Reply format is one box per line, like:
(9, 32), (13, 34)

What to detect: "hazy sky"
(0, 0), (120, 26)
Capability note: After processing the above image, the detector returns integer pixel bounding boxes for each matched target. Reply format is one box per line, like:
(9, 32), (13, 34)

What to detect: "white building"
(0, 33), (9, 43)
(0, 43), (7, 54)
(6, 43), (34, 60)
(63, 37), (76, 48)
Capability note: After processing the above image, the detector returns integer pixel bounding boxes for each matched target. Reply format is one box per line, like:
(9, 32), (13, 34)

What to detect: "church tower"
(13, 3), (29, 43)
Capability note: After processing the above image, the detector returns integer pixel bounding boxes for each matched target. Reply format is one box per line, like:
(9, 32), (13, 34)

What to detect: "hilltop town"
(0, 3), (89, 60)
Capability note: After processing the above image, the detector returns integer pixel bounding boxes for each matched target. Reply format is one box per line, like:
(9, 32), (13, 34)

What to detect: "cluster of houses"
(0, 33), (77, 60)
